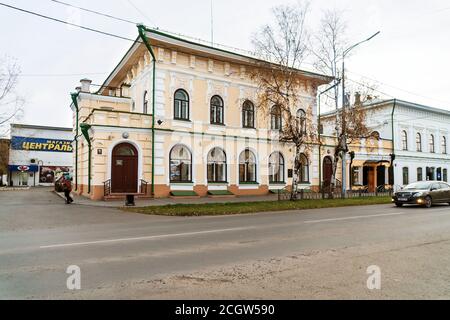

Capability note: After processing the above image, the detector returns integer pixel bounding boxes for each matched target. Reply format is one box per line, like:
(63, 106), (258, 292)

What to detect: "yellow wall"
(73, 43), (328, 200)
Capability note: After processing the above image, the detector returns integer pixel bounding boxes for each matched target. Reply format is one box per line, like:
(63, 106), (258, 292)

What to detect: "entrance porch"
(351, 160), (391, 193)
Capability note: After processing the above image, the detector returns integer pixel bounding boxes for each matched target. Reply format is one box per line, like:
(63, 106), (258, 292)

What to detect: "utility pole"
(318, 81), (341, 193)
(341, 31), (380, 198)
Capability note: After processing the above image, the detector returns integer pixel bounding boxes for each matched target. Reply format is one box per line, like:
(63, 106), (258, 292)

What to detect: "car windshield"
(403, 182), (432, 190)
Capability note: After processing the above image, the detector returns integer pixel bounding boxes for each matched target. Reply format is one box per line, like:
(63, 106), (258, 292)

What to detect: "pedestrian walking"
(61, 176), (74, 204)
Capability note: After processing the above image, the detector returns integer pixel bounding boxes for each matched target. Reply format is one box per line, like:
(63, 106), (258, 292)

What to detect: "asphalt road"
(1, 188), (450, 299)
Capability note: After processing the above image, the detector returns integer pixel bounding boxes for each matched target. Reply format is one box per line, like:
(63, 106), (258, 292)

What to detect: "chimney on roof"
(80, 79), (92, 93)
(355, 92), (361, 105)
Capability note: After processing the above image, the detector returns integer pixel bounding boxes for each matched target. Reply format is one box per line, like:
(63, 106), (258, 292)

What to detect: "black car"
(392, 181), (450, 208)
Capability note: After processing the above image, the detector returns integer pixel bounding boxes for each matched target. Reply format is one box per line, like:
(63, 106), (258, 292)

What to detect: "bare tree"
(312, 8), (351, 192)
(251, 2), (318, 198)
(0, 56), (24, 136)
(320, 80), (378, 194)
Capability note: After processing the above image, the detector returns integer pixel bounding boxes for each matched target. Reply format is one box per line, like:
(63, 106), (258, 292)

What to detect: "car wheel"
(395, 203), (403, 207)
(424, 196), (432, 208)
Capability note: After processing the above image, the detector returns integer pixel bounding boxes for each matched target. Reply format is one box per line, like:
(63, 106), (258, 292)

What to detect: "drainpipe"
(137, 24), (156, 197)
(71, 92), (80, 191)
(80, 123), (92, 194)
(390, 99), (397, 187)
(318, 93), (322, 191)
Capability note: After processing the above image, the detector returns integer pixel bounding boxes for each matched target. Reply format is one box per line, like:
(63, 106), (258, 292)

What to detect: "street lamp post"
(340, 31), (380, 198)
(318, 81), (341, 193)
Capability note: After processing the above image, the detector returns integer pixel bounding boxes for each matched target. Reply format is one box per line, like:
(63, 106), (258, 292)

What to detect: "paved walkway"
(54, 190), (281, 207)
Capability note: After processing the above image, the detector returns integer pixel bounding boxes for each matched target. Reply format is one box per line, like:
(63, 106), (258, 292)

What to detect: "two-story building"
(71, 27), (332, 200)
(320, 99), (450, 192)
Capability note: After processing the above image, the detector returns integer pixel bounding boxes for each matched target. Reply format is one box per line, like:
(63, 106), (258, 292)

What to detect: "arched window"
(416, 133), (422, 152)
(298, 153), (309, 183)
(297, 109), (307, 133)
(242, 100), (255, 128)
(371, 131), (381, 140)
(143, 91), (148, 114)
(174, 89), (189, 121)
(207, 148), (227, 183)
(210, 96), (224, 125)
(417, 167), (423, 181)
(270, 106), (282, 131)
(239, 149), (257, 183)
(401, 130), (408, 151)
(442, 136), (447, 154)
(169, 145), (192, 183)
(269, 152), (285, 183)
(429, 134), (435, 153)
(114, 144), (136, 156)
(402, 167), (409, 185)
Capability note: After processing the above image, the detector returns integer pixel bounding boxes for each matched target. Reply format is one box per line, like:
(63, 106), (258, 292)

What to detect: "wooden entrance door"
(111, 143), (138, 194)
(366, 167), (375, 192)
(377, 166), (386, 188)
(323, 156), (333, 189)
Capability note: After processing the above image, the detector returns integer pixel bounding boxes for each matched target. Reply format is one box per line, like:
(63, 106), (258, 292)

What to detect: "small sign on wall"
(97, 149), (103, 155)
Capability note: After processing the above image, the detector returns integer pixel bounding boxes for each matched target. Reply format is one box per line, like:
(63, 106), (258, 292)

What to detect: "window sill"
(170, 182), (194, 185)
(208, 182), (228, 185)
(173, 118), (191, 122)
(269, 182), (287, 186)
(239, 182), (259, 185)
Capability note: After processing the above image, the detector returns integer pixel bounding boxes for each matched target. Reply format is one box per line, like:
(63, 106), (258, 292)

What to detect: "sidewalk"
(53, 191), (281, 208)
(0, 187), (31, 192)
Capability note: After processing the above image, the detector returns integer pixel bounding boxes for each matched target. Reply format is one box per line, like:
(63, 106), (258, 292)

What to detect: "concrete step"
(104, 194), (153, 201)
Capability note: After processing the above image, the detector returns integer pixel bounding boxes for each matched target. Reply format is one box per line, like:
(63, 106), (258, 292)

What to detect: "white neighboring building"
(8, 124), (73, 187)
(321, 99), (450, 191)
(389, 99), (450, 188)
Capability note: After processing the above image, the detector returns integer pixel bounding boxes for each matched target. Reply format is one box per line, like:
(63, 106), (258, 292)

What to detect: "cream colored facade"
(71, 28), (332, 200)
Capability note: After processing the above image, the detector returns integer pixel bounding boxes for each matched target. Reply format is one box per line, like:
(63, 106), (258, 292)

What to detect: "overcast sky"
(1, 0), (450, 131)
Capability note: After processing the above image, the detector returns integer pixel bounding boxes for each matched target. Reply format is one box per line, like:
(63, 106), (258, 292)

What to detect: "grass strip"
(125, 196), (392, 217)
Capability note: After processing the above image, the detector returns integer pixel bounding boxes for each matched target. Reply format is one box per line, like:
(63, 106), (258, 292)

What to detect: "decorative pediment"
(206, 80), (229, 104)
(170, 72), (194, 98)
(239, 86), (257, 109)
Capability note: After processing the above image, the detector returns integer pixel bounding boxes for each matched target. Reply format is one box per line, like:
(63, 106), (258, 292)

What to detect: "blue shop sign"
(8, 165), (39, 173)
(11, 136), (73, 153)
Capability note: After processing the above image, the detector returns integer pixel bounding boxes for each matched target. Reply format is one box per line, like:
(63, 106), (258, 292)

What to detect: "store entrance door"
(18, 172), (28, 186)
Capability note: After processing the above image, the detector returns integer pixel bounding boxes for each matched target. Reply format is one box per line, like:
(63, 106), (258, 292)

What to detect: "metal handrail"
(104, 179), (111, 197)
(140, 179), (149, 195)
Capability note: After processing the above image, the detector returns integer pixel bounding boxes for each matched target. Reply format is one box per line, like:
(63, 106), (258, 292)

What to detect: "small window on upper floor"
(210, 95), (224, 125)
(442, 136), (447, 154)
(416, 133), (422, 152)
(174, 89), (190, 121)
(242, 100), (255, 129)
(270, 106), (282, 131)
(143, 91), (148, 114)
(429, 134), (435, 153)
(296, 109), (307, 134)
(401, 130), (408, 151)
